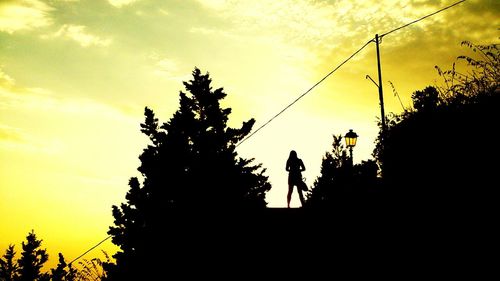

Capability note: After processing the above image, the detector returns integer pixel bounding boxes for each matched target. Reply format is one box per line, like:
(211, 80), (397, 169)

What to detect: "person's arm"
(286, 159), (290, 171)
(300, 159), (305, 171)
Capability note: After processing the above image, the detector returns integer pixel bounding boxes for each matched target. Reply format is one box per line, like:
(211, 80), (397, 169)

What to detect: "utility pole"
(374, 34), (387, 179)
(375, 34), (387, 136)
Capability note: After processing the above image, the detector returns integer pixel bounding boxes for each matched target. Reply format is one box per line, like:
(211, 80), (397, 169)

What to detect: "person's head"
(289, 150), (297, 160)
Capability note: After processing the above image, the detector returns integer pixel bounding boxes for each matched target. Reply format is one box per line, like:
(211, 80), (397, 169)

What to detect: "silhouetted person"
(286, 150), (307, 208)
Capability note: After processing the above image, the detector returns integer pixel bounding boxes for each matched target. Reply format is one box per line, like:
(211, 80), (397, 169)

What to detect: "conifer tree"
(0, 245), (18, 281)
(50, 253), (68, 281)
(105, 68), (271, 279)
(16, 230), (49, 281)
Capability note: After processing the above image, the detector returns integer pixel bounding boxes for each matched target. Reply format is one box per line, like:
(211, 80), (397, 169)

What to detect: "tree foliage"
(0, 245), (18, 281)
(50, 253), (80, 281)
(374, 42), (499, 201)
(305, 135), (349, 207)
(305, 135), (380, 207)
(50, 254), (67, 281)
(16, 230), (49, 281)
(412, 86), (440, 113)
(1, 231), (107, 281)
(105, 68), (271, 279)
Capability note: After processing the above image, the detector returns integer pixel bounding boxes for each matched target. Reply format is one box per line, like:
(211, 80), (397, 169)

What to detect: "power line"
(62, 42), (375, 266)
(236, 0), (467, 147)
(380, 0), (466, 38)
(68, 235), (111, 266)
(61, 1), (468, 267)
(236, 39), (373, 147)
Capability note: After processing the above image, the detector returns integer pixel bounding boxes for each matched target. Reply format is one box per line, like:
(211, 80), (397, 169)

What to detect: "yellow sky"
(1, 0), (498, 269)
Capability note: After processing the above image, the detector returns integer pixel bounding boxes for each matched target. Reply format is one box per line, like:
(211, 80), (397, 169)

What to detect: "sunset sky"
(1, 0), (498, 268)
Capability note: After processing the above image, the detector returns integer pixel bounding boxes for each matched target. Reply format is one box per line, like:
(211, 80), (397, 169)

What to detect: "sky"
(1, 0), (498, 269)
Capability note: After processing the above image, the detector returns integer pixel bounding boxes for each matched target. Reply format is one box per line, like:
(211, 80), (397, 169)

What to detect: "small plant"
(74, 251), (110, 281)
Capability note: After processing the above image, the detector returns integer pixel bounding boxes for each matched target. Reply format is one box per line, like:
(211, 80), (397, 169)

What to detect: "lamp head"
(345, 129), (358, 148)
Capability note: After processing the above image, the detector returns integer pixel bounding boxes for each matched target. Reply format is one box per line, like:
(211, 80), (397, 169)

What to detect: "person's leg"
(298, 187), (305, 207)
(287, 184), (293, 208)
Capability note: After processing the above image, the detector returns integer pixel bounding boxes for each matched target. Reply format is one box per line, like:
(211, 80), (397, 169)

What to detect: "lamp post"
(345, 129), (358, 167)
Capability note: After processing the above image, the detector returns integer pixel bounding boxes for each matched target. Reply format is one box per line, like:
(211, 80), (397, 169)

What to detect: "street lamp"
(345, 129), (358, 165)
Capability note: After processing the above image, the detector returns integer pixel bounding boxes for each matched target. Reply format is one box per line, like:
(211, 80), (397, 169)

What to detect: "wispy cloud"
(195, 0), (340, 46)
(0, 66), (139, 157)
(46, 24), (112, 47)
(0, 123), (62, 154)
(158, 8), (169, 16)
(0, 69), (63, 155)
(0, 67), (129, 133)
(193, 0), (492, 56)
(189, 26), (217, 35)
(155, 58), (178, 76)
(0, 68), (15, 87)
(0, 124), (23, 142)
(149, 54), (189, 81)
(108, 0), (141, 8)
(196, 0), (228, 10)
(0, 0), (53, 34)
(0, 83), (123, 120)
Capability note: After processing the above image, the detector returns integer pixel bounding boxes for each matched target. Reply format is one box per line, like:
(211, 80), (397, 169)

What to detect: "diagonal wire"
(380, 0), (466, 38)
(48, 0), (469, 271)
(68, 235), (112, 265)
(236, 39), (374, 147)
(236, 0), (467, 147)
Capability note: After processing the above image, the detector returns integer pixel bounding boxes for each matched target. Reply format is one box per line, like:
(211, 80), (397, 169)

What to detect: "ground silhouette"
(2, 40), (496, 280)
(102, 42), (497, 279)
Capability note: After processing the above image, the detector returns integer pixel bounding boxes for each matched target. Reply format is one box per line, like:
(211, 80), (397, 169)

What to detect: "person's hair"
(289, 150), (297, 160)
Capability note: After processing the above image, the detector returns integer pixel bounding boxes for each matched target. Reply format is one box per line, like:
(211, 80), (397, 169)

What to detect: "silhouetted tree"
(0, 234), (84, 281)
(105, 68), (271, 279)
(50, 253), (71, 281)
(0, 245), (18, 281)
(16, 230), (49, 281)
(374, 42), (499, 203)
(65, 264), (78, 281)
(306, 135), (381, 208)
(305, 135), (349, 207)
(351, 159), (380, 194)
(412, 86), (440, 113)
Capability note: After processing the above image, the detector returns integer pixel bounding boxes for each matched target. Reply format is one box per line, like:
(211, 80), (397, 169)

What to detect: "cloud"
(188, 26), (237, 39)
(0, 68), (15, 87)
(0, 70), (63, 154)
(155, 58), (177, 75)
(149, 55), (189, 81)
(192, 0), (489, 57)
(196, 0), (228, 10)
(0, 0), (53, 34)
(0, 84), (122, 120)
(0, 67), (136, 156)
(0, 123), (62, 154)
(47, 24), (112, 47)
(158, 8), (169, 16)
(0, 67), (129, 128)
(196, 1), (340, 45)
(0, 124), (23, 142)
(108, 0), (141, 8)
